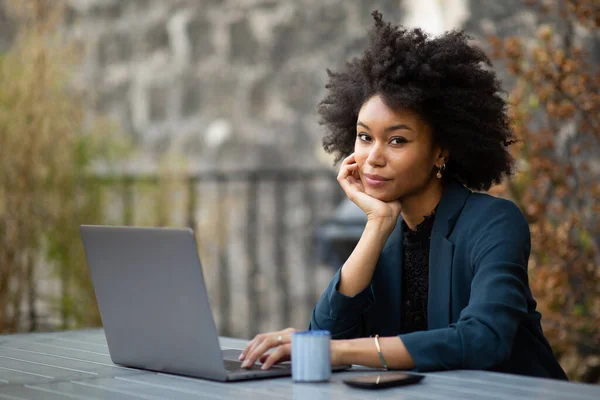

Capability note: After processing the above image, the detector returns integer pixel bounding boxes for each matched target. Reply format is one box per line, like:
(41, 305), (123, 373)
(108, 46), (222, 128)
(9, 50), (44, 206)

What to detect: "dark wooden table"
(1, 329), (599, 399)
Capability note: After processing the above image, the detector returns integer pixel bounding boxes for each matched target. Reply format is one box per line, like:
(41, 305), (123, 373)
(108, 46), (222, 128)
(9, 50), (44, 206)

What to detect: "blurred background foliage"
(0, 0), (598, 383)
(0, 0), (129, 333)
(489, 0), (600, 382)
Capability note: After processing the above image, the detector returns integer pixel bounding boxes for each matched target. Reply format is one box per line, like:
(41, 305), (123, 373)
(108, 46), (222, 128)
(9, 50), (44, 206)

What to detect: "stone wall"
(2, 0), (597, 172)
(61, 0), (410, 171)
(1, 0), (567, 171)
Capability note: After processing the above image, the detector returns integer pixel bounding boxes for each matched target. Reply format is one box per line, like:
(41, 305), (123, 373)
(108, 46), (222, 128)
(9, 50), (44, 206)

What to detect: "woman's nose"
(366, 143), (385, 167)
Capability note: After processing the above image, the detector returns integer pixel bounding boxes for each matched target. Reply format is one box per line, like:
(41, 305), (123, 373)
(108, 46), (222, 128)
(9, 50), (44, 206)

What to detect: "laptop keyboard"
(223, 359), (288, 372)
(224, 359), (264, 372)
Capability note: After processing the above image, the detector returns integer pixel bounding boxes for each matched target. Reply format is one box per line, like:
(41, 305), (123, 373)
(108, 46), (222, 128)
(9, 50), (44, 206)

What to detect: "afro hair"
(318, 11), (517, 191)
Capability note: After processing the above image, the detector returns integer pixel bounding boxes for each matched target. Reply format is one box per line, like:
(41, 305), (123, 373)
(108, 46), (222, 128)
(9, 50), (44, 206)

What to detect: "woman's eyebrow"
(384, 124), (414, 132)
(357, 121), (414, 132)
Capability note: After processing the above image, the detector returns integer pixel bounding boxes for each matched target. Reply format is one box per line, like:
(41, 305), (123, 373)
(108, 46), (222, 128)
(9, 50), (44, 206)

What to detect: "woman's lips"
(363, 173), (391, 187)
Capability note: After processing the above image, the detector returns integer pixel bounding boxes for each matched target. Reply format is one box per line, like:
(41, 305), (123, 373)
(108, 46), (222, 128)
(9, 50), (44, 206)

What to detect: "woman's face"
(354, 95), (443, 202)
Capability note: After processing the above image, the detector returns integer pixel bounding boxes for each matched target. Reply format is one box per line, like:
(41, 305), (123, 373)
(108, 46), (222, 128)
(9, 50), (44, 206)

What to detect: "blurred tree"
(0, 0), (127, 333)
(489, 0), (600, 382)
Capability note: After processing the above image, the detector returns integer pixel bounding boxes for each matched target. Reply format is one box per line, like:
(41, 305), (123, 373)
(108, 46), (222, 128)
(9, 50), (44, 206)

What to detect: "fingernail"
(238, 354), (244, 360)
(261, 365), (268, 370)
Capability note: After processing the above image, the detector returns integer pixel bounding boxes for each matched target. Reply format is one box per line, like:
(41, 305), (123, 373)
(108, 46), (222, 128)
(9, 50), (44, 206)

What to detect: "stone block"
(180, 76), (203, 117)
(140, 21), (170, 56)
(87, 0), (124, 20)
(255, 0), (280, 12)
(97, 31), (133, 66)
(196, 73), (239, 119)
(270, 23), (299, 68)
(249, 75), (270, 118)
(303, 4), (348, 45)
(278, 67), (324, 114)
(270, 4), (349, 69)
(230, 17), (261, 65)
(96, 81), (131, 114)
(186, 14), (213, 62)
(148, 85), (169, 122)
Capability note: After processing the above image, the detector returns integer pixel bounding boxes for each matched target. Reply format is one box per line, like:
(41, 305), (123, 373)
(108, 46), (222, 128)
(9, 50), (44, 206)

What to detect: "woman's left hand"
(239, 327), (296, 370)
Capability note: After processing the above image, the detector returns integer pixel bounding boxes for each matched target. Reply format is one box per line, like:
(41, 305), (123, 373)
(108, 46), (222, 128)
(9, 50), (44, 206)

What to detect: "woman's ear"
(436, 148), (450, 166)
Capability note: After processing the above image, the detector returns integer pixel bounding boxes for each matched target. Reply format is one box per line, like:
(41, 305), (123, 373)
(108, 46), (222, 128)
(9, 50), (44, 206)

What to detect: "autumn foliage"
(489, 0), (600, 382)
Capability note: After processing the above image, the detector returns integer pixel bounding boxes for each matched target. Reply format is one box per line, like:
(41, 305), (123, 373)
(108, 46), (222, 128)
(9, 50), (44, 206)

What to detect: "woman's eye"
(357, 133), (371, 142)
(390, 137), (407, 145)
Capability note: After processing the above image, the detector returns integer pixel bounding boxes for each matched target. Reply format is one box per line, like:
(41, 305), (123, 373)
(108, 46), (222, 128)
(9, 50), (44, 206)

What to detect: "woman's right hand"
(239, 327), (296, 370)
(337, 153), (402, 229)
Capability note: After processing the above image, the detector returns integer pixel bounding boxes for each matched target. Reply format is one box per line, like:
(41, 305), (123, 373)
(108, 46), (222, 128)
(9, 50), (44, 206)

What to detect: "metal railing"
(94, 169), (344, 338)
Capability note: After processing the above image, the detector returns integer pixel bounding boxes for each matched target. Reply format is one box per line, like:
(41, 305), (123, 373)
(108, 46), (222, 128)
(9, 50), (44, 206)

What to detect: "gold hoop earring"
(437, 163), (446, 179)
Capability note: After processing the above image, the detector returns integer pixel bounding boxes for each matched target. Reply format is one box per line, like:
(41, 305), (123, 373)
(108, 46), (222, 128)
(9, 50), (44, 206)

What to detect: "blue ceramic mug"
(291, 330), (331, 382)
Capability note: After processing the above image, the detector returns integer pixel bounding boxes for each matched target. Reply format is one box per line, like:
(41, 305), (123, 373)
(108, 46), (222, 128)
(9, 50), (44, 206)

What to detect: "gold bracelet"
(374, 334), (388, 370)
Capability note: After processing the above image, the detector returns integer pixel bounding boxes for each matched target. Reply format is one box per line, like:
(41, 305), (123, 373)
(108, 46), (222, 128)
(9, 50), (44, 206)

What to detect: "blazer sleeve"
(309, 268), (375, 339)
(399, 199), (532, 371)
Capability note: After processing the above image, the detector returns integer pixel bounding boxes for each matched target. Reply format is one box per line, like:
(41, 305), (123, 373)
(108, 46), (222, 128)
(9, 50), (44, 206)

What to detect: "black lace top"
(400, 210), (436, 334)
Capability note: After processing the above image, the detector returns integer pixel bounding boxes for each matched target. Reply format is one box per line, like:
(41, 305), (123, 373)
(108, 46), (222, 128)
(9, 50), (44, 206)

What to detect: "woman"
(240, 11), (568, 380)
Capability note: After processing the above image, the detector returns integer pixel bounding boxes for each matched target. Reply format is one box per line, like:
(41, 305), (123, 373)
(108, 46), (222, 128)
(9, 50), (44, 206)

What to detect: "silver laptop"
(79, 225), (292, 381)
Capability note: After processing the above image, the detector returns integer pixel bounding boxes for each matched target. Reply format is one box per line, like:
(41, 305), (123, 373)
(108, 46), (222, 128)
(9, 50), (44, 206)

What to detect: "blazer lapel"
(427, 180), (470, 329)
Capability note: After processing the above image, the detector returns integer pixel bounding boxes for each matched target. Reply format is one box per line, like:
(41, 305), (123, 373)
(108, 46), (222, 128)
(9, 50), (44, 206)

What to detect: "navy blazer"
(310, 180), (568, 380)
